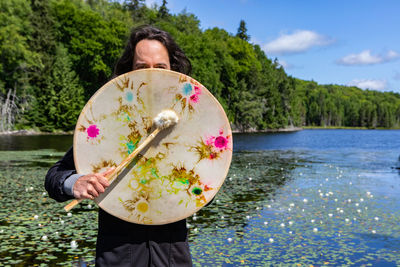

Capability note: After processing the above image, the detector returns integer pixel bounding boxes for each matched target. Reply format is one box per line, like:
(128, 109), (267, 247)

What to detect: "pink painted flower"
(214, 136), (228, 149)
(87, 125), (100, 139)
(194, 86), (201, 95)
(190, 94), (199, 103)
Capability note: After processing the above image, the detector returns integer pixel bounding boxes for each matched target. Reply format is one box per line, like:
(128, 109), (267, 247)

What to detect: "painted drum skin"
(73, 69), (233, 225)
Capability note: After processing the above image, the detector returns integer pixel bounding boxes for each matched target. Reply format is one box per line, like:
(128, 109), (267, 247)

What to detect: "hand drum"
(73, 69), (232, 225)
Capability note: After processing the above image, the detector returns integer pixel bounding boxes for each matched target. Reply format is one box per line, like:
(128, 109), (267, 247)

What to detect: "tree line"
(1, 0), (399, 132)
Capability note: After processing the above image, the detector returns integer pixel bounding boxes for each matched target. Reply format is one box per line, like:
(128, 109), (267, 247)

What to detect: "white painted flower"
(357, 209), (361, 213)
(289, 203), (295, 207)
(246, 215), (251, 219)
(328, 213), (333, 217)
(355, 203), (359, 207)
(268, 238), (274, 243)
(311, 219), (315, 223)
(280, 223), (285, 227)
(264, 221), (268, 225)
(41, 235), (48, 241)
(288, 221), (293, 225)
(374, 217), (379, 221)
(349, 182), (352, 185)
(303, 199), (308, 203)
(289, 231), (293, 234)
(347, 199), (352, 203)
(372, 230), (376, 234)
(334, 199), (338, 202)
(227, 238), (233, 242)
(360, 198), (364, 202)
(29, 186), (34, 191)
(34, 215), (39, 220)
(313, 228), (318, 232)
(60, 220), (65, 225)
(340, 210), (344, 213)
(70, 240), (78, 249)
(186, 223), (191, 228)
(193, 228), (198, 232)
(67, 213), (72, 217)
(216, 200), (220, 203)
(221, 216), (224, 219)
(42, 192), (46, 196)
(345, 218), (350, 222)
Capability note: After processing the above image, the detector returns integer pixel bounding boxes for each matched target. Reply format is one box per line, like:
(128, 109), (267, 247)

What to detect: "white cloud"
(347, 79), (387, 91)
(337, 50), (399, 65)
(386, 50), (399, 60)
(276, 59), (292, 69)
(263, 30), (332, 55)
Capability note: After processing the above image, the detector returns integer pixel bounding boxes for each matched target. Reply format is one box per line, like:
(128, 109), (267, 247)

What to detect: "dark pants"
(95, 209), (192, 267)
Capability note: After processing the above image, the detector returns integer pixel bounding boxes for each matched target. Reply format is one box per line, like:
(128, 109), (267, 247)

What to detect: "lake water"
(1, 130), (400, 266)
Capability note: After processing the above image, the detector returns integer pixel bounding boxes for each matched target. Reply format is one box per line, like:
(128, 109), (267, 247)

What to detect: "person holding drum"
(45, 25), (194, 266)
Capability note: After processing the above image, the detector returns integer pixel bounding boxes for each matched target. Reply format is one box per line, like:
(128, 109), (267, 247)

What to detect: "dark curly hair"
(113, 25), (192, 76)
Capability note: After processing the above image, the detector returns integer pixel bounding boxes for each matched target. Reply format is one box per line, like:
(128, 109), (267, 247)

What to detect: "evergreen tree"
(158, 0), (169, 18)
(32, 45), (85, 131)
(236, 20), (250, 41)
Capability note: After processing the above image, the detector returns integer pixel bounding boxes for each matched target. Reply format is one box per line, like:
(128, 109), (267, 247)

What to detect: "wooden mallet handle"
(63, 128), (161, 212)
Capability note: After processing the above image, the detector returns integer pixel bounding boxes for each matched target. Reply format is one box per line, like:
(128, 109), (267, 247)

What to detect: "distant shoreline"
(1, 126), (399, 136)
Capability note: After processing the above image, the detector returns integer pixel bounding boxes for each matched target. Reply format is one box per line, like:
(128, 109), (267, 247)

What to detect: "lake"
(1, 130), (400, 266)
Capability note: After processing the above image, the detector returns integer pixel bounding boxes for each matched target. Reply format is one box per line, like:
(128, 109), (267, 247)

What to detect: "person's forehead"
(136, 39), (166, 51)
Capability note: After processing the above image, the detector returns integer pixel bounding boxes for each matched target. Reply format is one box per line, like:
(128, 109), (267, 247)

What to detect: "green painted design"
(192, 187), (202, 195)
(151, 168), (159, 178)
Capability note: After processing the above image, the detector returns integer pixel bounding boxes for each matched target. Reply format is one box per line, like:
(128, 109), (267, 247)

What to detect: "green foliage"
(295, 79), (400, 128)
(1, 0), (399, 132)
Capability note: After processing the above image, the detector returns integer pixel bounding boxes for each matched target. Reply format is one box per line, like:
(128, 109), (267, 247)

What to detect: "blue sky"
(146, 0), (400, 92)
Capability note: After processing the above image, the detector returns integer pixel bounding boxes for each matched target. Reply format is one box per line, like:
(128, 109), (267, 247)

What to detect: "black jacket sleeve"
(45, 147), (76, 202)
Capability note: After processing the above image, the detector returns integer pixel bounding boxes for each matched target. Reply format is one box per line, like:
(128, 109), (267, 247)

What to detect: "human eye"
(155, 64), (168, 69)
(134, 64), (149, 70)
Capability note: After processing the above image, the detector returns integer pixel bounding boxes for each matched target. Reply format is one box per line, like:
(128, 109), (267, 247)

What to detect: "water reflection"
(0, 134), (73, 151)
